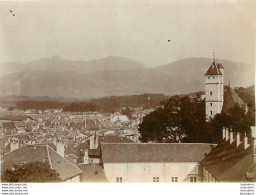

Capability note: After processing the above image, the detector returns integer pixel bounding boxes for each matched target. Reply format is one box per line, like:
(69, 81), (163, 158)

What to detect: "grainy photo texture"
(0, 0), (255, 183)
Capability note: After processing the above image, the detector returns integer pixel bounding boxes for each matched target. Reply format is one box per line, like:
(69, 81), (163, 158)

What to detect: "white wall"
(65, 175), (81, 183)
(103, 162), (201, 183)
(205, 75), (224, 120)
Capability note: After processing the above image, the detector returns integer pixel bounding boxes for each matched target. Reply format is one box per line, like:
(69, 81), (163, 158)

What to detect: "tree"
(208, 113), (232, 142)
(138, 95), (211, 143)
(227, 103), (254, 133)
(2, 162), (61, 183)
(138, 109), (169, 142)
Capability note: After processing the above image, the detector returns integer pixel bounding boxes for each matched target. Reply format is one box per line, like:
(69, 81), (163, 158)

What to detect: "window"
(153, 177), (159, 182)
(171, 177), (178, 182)
(190, 176), (197, 183)
(210, 111), (213, 115)
(210, 103), (212, 106)
(213, 77), (215, 79)
(116, 177), (122, 183)
(210, 91), (212, 96)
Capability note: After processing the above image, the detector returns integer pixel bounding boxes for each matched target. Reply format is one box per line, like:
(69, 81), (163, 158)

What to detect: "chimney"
(225, 128), (229, 141)
(83, 149), (89, 164)
(56, 139), (65, 157)
(90, 132), (98, 149)
(222, 127), (226, 140)
(252, 126), (256, 138)
(10, 137), (19, 152)
(251, 126), (256, 162)
(244, 132), (250, 150)
(236, 132), (241, 147)
(53, 137), (57, 146)
(230, 129), (234, 144)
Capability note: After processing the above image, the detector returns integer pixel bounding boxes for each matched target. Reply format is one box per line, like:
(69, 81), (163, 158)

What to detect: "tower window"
(153, 177), (159, 182)
(210, 103), (212, 106)
(210, 111), (213, 115)
(210, 91), (212, 96)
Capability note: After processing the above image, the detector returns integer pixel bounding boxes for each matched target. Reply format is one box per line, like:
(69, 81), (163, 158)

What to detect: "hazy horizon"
(0, 55), (253, 68)
(0, 0), (255, 68)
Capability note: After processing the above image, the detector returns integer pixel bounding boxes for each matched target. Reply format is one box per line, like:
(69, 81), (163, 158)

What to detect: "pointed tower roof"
(205, 61), (222, 75)
(217, 62), (224, 69)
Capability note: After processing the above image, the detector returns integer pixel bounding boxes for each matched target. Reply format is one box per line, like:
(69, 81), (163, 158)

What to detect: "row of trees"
(15, 100), (67, 111)
(12, 94), (168, 113)
(64, 94), (168, 113)
(138, 95), (255, 143)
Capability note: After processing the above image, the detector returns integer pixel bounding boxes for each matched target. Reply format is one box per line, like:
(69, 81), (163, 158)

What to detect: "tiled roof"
(2, 144), (83, 181)
(1, 122), (17, 135)
(2, 122), (16, 129)
(65, 141), (90, 163)
(217, 63), (224, 69)
(200, 134), (254, 182)
(78, 164), (108, 182)
(13, 121), (28, 127)
(205, 62), (222, 75)
(88, 149), (101, 157)
(101, 143), (214, 163)
(0, 114), (28, 121)
(99, 136), (133, 144)
(222, 86), (245, 113)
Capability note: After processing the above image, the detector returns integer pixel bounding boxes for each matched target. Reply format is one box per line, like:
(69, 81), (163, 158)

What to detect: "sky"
(0, 0), (255, 67)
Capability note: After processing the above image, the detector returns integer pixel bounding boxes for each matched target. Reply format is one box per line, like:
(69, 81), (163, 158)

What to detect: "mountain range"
(0, 56), (254, 99)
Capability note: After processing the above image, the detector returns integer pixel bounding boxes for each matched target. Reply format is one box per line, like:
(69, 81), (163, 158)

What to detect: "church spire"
(213, 49), (215, 63)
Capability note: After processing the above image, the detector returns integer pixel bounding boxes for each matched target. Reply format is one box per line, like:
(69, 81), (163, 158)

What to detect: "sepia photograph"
(0, 0), (255, 189)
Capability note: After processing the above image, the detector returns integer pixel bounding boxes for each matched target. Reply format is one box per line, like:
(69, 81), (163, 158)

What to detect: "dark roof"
(8, 134), (30, 140)
(217, 63), (224, 69)
(1, 122), (17, 135)
(200, 134), (254, 182)
(222, 86), (245, 113)
(2, 122), (16, 129)
(13, 121), (28, 127)
(65, 141), (90, 163)
(78, 164), (108, 182)
(88, 149), (101, 157)
(0, 114), (28, 121)
(2, 145), (83, 181)
(205, 62), (222, 75)
(101, 143), (214, 163)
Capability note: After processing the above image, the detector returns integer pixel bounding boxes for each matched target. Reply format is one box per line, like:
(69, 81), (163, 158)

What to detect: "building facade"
(205, 61), (224, 120)
(101, 143), (213, 183)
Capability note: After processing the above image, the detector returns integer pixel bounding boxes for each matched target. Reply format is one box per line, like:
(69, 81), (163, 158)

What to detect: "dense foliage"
(64, 94), (168, 113)
(235, 85), (255, 108)
(63, 102), (97, 112)
(16, 100), (67, 111)
(2, 162), (61, 183)
(138, 95), (255, 143)
(12, 94), (168, 113)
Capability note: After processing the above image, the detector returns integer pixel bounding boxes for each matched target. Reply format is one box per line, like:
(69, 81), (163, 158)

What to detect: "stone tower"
(204, 59), (224, 121)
